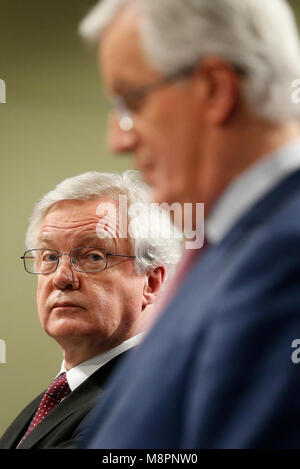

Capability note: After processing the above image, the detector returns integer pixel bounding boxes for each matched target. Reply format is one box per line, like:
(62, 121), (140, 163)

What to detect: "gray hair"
(25, 170), (182, 276)
(79, 0), (300, 122)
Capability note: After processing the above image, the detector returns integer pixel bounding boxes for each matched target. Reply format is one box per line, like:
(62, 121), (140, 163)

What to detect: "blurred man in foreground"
(0, 171), (181, 448)
(78, 0), (300, 448)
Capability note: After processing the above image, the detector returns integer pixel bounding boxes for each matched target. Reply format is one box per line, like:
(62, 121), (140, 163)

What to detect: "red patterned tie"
(17, 372), (71, 447)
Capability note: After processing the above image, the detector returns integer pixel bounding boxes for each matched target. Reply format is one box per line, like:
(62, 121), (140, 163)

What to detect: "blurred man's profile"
(78, 0), (300, 448)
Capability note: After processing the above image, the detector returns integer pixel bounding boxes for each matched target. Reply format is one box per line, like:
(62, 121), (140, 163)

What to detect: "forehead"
(37, 198), (128, 250)
(42, 197), (117, 223)
(99, 4), (162, 90)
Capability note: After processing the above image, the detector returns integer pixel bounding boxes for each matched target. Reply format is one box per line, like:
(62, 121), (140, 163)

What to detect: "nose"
(52, 255), (80, 290)
(107, 113), (138, 154)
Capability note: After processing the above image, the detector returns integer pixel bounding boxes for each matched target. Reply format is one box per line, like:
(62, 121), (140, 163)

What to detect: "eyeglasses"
(21, 247), (136, 275)
(110, 65), (196, 132)
(110, 62), (246, 132)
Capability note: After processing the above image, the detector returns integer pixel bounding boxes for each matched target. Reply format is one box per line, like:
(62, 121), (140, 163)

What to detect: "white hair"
(25, 170), (182, 277)
(79, 0), (300, 122)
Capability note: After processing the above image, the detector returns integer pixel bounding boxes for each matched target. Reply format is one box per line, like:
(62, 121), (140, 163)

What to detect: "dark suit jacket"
(81, 161), (300, 448)
(0, 353), (126, 449)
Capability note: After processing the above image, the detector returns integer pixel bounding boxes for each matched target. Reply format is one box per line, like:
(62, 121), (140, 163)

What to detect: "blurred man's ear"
(194, 56), (241, 124)
(142, 266), (166, 307)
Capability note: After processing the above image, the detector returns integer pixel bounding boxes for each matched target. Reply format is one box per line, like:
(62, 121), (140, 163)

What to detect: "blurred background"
(0, 0), (299, 435)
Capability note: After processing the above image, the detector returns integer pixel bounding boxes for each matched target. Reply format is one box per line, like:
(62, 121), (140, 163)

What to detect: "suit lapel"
(17, 354), (125, 449)
(0, 393), (44, 449)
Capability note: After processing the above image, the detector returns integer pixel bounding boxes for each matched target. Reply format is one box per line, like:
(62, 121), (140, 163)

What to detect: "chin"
(45, 319), (95, 340)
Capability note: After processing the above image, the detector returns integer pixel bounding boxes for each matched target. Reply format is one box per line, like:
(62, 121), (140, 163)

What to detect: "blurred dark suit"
(81, 142), (300, 448)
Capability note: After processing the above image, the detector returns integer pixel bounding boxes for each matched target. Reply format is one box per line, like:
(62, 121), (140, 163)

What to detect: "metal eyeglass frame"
(20, 247), (136, 274)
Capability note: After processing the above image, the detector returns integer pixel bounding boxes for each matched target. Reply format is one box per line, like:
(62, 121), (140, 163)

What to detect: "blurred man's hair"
(79, 0), (300, 122)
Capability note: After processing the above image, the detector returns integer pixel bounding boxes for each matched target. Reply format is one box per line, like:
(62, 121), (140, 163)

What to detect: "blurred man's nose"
(107, 113), (138, 154)
(52, 256), (80, 290)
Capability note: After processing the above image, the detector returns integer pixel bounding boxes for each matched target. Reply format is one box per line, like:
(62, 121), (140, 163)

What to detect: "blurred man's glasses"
(110, 62), (246, 132)
(110, 65), (196, 132)
(21, 247), (136, 274)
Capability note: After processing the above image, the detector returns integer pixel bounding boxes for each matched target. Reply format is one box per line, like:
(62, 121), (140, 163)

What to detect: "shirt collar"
(57, 333), (143, 391)
(205, 138), (300, 244)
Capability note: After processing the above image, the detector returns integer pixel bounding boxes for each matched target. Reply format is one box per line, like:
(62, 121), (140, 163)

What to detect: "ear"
(195, 56), (241, 124)
(142, 266), (166, 308)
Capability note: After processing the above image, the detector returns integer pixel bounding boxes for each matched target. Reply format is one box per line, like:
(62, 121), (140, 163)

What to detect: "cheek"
(36, 279), (48, 323)
(152, 107), (199, 166)
(151, 131), (199, 204)
(93, 272), (143, 307)
(84, 278), (142, 334)
(36, 279), (44, 304)
(84, 277), (120, 313)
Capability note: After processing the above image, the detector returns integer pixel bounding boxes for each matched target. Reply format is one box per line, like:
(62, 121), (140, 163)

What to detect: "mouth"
(51, 303), (84, 311)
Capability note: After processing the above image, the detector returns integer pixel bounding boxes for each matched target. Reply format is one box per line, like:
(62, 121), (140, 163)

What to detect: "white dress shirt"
(206, 138), (300, 244)
(56, 333), (143, 391)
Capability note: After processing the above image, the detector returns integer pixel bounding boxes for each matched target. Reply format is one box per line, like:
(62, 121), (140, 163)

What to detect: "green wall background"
(0, 0), (299, 436)
(0, 0), (133, 435)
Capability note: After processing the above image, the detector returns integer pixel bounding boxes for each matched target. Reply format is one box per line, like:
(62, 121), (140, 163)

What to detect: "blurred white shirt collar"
(206, 138), (300, 244)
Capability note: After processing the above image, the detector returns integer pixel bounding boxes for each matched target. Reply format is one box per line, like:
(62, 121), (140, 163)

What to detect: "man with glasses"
(78, 0), (300, 448)
(0, 170), (181, 449)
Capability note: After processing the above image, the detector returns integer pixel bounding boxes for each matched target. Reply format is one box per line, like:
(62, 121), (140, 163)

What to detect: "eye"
(78, 248), (106, 262)
(124, 93), (145, 113)
(114, 90), (146, 115)
(75, 248), (106, 272)
(87, 252), (104, 262)
(42, 251), (58, 263)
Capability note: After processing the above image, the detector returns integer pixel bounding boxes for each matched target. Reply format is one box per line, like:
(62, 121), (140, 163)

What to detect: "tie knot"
(45, 372), (71, 402)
